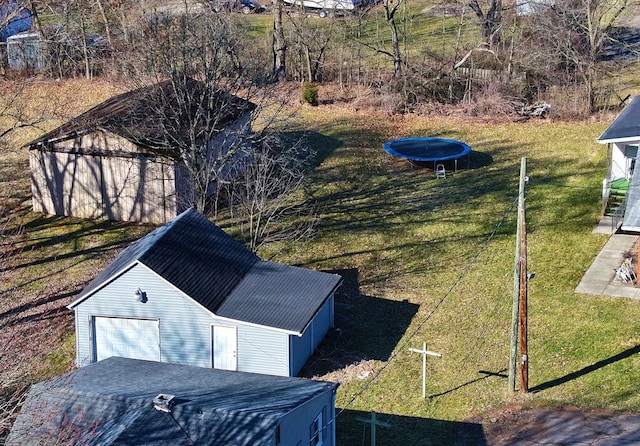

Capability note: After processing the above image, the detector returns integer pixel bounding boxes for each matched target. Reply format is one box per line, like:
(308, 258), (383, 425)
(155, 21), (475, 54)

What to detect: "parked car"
(210, 0), (265, 14)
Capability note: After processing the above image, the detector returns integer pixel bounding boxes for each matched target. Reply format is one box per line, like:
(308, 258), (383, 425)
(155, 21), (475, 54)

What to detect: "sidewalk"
(574, 217), (640, 298)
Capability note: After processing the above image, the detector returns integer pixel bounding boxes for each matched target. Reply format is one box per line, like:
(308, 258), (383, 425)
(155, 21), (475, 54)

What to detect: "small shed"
(597, 96), (640, 231)
(28, 79), (255, 224)
(68, 208), (342, 377)
(7, 356), (339, 446)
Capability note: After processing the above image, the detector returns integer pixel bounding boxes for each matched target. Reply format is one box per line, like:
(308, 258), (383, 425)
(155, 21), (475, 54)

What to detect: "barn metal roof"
(7, 357), (338, 446)
(70, 208), (342, 334)
(26, 79), (256, 154)
(597, 96), (640, 144)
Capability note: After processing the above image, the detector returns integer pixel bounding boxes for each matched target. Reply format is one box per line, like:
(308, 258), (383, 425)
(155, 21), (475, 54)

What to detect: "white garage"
(68, 209), (342, 376)
(93, 317), (160, 362)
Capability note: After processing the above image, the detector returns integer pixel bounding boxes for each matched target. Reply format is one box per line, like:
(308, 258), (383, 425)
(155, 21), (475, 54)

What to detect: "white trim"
(310, 410), (323, 446)
(71, 261), (335, 337)
(67, 261), (139, 309)
(597, 136), (640, 145)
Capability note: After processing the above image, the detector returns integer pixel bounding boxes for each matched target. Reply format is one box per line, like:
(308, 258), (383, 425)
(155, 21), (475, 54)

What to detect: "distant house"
(0, 0), (33, 42)
(28, 79), (256, 224)
(7, 356), (339, 446)
(597, 96), (640, 231)
(68, 208), (342, 377)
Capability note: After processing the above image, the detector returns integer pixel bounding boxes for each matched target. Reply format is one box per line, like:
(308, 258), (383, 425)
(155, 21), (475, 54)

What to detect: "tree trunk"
(384, 1), (403, 78)
(468, 0), (502, 49)
(272, 0), (286, 81)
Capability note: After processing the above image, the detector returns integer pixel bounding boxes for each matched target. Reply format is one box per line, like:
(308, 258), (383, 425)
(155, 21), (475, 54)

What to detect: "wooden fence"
(455, 67), (527, 83)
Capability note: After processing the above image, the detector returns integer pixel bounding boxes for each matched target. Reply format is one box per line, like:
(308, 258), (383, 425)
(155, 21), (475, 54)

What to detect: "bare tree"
(227, 133), (318, 253)
(383, 0), (405, 78)
(0, 89), (29, 442)
(273, 0), (287, 80)
(286, 12), (335, 82)
(120, 6), (317, 248)
(119, 8), (267, 213)
(519, 0), (630, 112)
(0, 336), (29, 441)
(468, 0), (503, 49)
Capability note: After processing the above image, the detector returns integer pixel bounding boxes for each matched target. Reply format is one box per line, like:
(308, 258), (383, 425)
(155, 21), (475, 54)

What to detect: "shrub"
(302, 82), (319, 106)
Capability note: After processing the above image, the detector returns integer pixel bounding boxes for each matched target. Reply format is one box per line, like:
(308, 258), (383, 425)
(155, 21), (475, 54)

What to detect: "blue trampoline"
(383, 137), (471, 172)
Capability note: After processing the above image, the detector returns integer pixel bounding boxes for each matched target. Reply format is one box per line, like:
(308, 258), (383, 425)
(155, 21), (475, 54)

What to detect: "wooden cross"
(408, 342), (442, 398)
(355, 410), (391, 446)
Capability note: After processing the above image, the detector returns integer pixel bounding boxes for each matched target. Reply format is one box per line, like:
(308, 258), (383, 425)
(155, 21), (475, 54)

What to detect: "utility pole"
(509, 157), (527, 393)
(518, 163), (529, 393)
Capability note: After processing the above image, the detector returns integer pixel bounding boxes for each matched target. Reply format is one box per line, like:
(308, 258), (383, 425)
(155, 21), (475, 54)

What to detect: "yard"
(3, 79), (640, 444)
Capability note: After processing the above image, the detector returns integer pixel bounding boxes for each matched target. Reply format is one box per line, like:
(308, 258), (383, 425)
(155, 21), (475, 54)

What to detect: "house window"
(624, 145), (639, 178)
(310, 411), (323, 446)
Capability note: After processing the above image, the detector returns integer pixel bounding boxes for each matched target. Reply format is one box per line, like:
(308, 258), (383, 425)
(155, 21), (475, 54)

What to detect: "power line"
(335, 192), (521, 418)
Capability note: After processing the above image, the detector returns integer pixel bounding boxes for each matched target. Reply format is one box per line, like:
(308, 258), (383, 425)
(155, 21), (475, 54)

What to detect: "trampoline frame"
(383, 137), (471, 172)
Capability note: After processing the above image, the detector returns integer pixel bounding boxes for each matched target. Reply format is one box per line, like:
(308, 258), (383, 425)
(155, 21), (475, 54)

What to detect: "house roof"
(69, 208), (342, 334)
(26, 79), (256, 154)
(7, 357), (338, 446)
(597, 96), (640, 144)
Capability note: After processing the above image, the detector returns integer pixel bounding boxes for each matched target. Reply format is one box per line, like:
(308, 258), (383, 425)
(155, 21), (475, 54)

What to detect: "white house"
(597, 96), (640, 231)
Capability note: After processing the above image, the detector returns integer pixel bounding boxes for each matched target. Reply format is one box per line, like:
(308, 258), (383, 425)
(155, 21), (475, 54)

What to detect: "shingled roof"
(597, 96), (640, 144)
(27, 79), (256, 154)
(7, 357), (339, 446)
(69, 209), (342, 334)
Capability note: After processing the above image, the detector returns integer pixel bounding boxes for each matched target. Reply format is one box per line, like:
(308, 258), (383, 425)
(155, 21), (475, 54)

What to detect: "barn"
(28, 79), (255, 224)
(67, 208), (342, 377)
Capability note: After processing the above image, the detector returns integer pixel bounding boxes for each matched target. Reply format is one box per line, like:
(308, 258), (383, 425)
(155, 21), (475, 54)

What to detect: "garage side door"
(93, 317), (160, 362)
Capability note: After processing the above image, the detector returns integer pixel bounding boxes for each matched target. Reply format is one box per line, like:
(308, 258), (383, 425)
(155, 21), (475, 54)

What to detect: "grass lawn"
(2, 80), (640, 444)
(265, 104), (640, 443)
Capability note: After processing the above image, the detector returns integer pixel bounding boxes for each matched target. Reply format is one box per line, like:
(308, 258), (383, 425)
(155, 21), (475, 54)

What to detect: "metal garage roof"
(70, 208), (341, 334)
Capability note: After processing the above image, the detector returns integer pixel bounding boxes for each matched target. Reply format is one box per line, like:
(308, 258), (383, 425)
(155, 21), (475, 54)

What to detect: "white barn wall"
(30, 151), (103, 218)
(237, 327), (290, 376)
(73, 264), (300, 376)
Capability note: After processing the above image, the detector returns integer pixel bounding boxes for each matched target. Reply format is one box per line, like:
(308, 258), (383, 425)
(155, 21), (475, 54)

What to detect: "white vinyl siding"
(237, 326), (290, 376)
(74, 264), (214, 367)
(73, 263), (303, 376)
(278, 392), (337, 446)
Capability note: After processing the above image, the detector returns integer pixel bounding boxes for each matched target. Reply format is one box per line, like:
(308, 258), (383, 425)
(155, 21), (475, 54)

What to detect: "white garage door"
(93, 317), (160, 362)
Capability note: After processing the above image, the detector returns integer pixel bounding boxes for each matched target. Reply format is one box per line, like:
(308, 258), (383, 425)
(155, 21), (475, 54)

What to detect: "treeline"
(1, 0), (638, 117)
